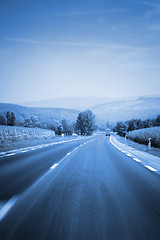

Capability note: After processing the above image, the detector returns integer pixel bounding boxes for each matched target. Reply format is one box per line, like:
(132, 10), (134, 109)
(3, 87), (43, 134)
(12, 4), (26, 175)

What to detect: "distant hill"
(1, 96), (160, 127)
(0, 103), (79, 126)
(21, 97), (108, 110)
(91, 96), (160, 124)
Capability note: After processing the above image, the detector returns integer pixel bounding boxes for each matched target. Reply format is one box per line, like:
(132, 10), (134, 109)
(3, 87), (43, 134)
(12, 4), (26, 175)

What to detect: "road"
(0, 136), (160, 239)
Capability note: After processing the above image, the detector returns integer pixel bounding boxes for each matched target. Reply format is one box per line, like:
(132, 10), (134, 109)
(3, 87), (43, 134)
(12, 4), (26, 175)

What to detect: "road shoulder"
(0, 136), (82, 153)
(110, 135), (160, 174)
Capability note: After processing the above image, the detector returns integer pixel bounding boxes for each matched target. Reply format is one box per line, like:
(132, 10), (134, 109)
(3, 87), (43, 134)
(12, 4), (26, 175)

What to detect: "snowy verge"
(0, 125), (57, 152)
(0, 135), (91, 156)
(110, 135), (160, 173)
(115, 134), (160, 158)
(127, 126), (160, 148)
(0, 125), (55, 143)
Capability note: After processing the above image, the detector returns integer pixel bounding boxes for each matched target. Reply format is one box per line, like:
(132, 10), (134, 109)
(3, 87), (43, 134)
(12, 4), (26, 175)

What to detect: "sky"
(0, 0), (160, 103)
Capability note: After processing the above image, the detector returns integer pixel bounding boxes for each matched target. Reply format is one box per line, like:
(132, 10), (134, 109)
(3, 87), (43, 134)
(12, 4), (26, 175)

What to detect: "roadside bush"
(0, 115), (7, 125)
(6, 111), (16, 126)
(127, 127), (160, 148)
(113, 114), (160, 136)
(113, 121), (127, 137)
(0, 125), (55, 143)
(61, 119), (73, 135)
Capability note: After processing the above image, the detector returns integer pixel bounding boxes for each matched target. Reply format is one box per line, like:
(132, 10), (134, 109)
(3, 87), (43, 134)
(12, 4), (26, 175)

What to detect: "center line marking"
(126, 153), (132, 157)
(6, 153), (16, 157)
(145, 165), (157, 172)
(50, 163), (59, 170)
(49, 139), (96, 172)
(0, 196), (18, 221)
(133, 157), (141, 162)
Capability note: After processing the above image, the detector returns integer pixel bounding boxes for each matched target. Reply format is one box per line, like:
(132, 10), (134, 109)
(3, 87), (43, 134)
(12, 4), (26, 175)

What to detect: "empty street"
(0, 136), (160, 239)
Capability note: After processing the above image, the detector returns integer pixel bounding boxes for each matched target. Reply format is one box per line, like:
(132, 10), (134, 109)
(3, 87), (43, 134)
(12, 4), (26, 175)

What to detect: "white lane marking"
(133, 158), (141, 163)
(0, 153), (6, 156)
(50, 163), (59, 170)
(44, 144), (50, 147)
(110, 136), (159, 173)
(110, 137), (119, 149)
(145, 165), (157, 172)
(49, 138), (97, 172)
(0, 137), (93, 158)
(126, 153), (132, 157)
(121, 150), (126, 153)
(0, 196), (18, 221)
(6, 153), (16, 157)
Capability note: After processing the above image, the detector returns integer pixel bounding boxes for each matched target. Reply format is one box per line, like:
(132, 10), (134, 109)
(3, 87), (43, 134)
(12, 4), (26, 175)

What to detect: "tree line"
(0, 111), (16, 126)
(0, 110), (96, 136)
(113, 115), (160, 136)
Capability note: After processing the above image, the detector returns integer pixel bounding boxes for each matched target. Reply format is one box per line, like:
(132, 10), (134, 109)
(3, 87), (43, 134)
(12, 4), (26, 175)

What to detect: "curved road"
(0, 136), (160, 239)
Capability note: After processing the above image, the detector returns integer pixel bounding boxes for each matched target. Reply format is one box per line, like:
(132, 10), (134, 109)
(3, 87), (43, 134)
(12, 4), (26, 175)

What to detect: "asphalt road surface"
(0, 136), (160, 240)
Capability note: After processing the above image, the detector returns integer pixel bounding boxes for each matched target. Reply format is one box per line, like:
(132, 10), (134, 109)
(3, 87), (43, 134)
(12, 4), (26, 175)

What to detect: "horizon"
(0, 94), (160, 107)
(0, 0), (160, 103)
(0, 94), (160, 105)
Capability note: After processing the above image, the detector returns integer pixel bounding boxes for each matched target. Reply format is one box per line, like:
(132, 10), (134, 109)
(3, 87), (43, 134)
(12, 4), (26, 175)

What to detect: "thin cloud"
(110, 50), (136, 66)
(138, 2), (160, 8)
(48, 9), (126, 17)
(0, 9), (126, 21)
(147, 24), (160, 32)
(110, 46), (160, 69)
(4, 37), (139, 50)
(137, 1), (160, 18)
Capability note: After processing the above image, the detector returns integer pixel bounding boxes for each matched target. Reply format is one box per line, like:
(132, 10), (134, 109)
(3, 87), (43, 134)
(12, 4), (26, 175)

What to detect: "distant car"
(106, 129), (111, 136)
(72, 133), (78, 136)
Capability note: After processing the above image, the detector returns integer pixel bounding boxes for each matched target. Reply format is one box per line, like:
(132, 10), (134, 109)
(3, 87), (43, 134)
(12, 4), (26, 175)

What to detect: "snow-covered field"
(127, 127), (160, 148)
(0, 126), (55, 143)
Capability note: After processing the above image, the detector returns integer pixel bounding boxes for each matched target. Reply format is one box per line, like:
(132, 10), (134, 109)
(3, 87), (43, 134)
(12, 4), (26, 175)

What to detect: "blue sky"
(0, 0), (160, 103)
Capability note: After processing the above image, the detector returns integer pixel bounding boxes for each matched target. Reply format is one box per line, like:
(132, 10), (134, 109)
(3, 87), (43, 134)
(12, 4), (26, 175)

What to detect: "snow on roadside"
(116, 134), (160, 158)
(0, 126), (55, 143)
(127, 126), (160, 148)
(110, 135), (160, 173)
